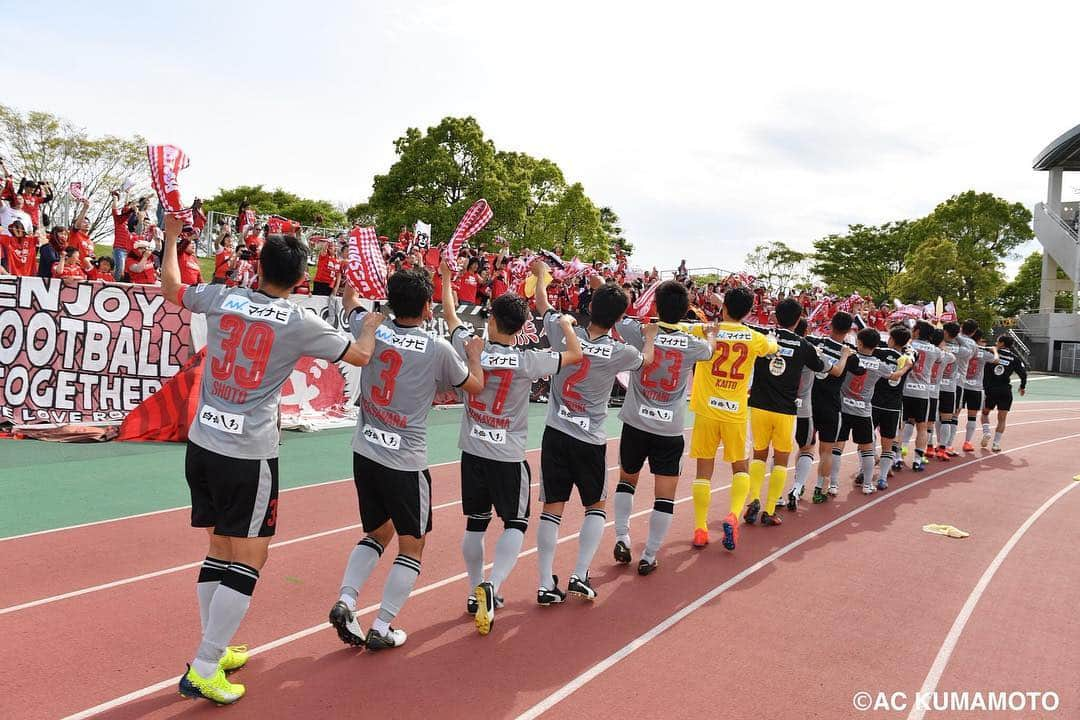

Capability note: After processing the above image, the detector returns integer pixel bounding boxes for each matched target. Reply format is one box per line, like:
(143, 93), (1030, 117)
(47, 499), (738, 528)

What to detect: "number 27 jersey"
(689, 321), (777, 423)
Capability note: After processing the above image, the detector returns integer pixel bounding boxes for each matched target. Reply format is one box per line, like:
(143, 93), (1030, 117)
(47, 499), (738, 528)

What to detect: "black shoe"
(329, 601), (366, 647)
(568, 573), (597, 601)
(466, 594), (478, 616)
(364, 625), (407, 650)
(613, 540), (631, 564)
(786, 487), (802, 513)
(637, 558), (658, 576)
(854, 473), (864, 486)
(537, 575), (566, 606)
(761, 511), (782, 527)
(475, 582), (496, 636)
(812, 487), (828, 504)
(743, 498), (761, 525)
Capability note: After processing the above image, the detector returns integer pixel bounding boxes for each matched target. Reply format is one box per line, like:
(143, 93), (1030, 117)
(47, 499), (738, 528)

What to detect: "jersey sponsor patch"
(769, 356), (787, 376)
(777, 345), (795, 357)
(716, 330), (753, 341)
(993, 364), (1006, 376)
(638, 405), (675, 423)
(470, 425), (507, 444)
(858, 357), (881, 371)
(198, 404), (245, 434)
(221, 294), (293, 324)
(580, 342), (614, 359)
(905, 382), (927, 391)
(362, 424), (402, 450)
(375, 325), (429, 353)
(194, 284), (208, 294)
(842, 396), (867, 410)
(558, 405), (591, 431)
(709, 397), (740, 413)
(481, 352), (520, 368)
(655, 334), (689, 349)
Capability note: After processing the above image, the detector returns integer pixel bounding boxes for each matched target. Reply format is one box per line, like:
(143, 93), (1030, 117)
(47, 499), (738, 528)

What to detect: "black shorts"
(353, 453), (433, 538)
(839, 413), (875, 445)
(872, 406), (902, 440)
(928, 397), (940, 423)
(812, 403), (843, 444)
(540, 426), (607, 506)
(984, 386), (1013, 412)
(795, 416), (815, 448)
(619, 423), (684, 477)
(186, 441), (279, 538)
(938, 390), (956, 416)
(461, 452), (531, 532)
(903, 395), (931, 423)
(959, 388), (983, 413)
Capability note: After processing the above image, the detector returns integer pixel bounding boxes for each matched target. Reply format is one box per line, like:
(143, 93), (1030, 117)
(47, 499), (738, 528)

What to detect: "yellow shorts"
(690, 415), (747, 463)
(750, 407), (796, 454)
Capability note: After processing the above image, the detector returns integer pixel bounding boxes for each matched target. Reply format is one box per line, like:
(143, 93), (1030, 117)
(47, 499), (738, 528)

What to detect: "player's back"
(904, 340), (939, 397)
(690, 321), (774, 422)
(184, 284), (350, 459)
(748, 326), (821, 415)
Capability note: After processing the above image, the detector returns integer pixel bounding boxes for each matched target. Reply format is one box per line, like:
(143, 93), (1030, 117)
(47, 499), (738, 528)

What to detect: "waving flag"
(68, 182), (85, 201)
(345, 226), (388, 299)
(146, 144), (193, 223)
(630, 280), (660, 319)
(444, 199), (493, 270)
(414, 220), (431, 249)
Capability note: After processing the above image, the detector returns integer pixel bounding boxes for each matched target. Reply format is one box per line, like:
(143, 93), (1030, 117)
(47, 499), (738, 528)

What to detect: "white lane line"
(905, 480), (1079, 720)
(512, 431), (1080, 720)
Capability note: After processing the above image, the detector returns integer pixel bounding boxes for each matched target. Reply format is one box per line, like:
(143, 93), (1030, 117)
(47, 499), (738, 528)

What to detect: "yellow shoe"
(178, 664), (245, 705)
(220, 645), (248, 673)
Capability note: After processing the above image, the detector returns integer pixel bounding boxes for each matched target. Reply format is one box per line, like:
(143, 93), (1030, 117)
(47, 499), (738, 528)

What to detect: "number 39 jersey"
(544, 311), (644, 446)
(350, 311), (470, 471)
(180, 284), (352, 460)
(689, 321), (778, 423)
(451, 327), (561, 462)
(617, 319), (713, 437)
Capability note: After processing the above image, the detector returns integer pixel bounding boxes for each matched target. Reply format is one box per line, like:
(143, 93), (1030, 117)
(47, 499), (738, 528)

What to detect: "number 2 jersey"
(690, 321), (778, 423)
(179, 284), (352, 459)
(544, 311), (644, 445)
(350, 311), (470, 471)
(450, 327), (561, 462)
(617, 319), (712, 437)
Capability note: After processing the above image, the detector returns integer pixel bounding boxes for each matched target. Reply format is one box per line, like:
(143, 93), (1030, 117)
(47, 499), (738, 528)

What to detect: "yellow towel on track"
(922, 524), (970, 539)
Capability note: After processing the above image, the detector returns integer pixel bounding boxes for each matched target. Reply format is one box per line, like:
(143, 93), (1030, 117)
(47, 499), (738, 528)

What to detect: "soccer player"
(743, 298), (824, 526)
(160, 215), (378, 705)
(924, 328), (954, 461)
(612, 281), (713, 575)
(980, 334), (1027, 451)
(935, 322), (963, 459)
(534, 262), (654, 602)
(840, 328), (910, 495)
(330, 269), (485, 651)
(899, 321), (941, 472)
(957, 325), (1000, 451)
(808, 312), (861, 503)
(688, 287), (778, 551)
(438, 263), (583, 634)
(866, 325), (912, 489)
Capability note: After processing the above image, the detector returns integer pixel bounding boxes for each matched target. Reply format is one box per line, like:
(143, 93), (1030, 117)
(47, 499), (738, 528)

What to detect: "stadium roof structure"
(1033, 123), (1080, 171)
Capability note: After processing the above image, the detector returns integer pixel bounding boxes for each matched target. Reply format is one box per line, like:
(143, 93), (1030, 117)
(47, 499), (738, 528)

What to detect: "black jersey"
(983, 348), (1027, 391)
(748, 326), (825, 415)
(808, 335), (864, 411)
(870, 345), (907, 411)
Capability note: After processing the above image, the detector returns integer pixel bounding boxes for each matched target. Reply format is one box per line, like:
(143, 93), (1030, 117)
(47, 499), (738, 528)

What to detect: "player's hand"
(164, 213), (183, 239)
(530, 259), (549, 277)
(643, 322), (660, 341)
(840, 345), (853, 358)
(438, 260), (453, 278)
(464, 336), (484, 360)
(558, 314), (577, 328)
(1019, 387), (1026, 396)
(362, 311), (385, 329)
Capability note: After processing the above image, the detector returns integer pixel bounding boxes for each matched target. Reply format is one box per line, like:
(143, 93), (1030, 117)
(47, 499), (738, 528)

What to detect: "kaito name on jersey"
(221, 295), (293, 324)
(580, 342), (614, 359)
(481, 352), (521, 368)
(375, 324), (429, 353)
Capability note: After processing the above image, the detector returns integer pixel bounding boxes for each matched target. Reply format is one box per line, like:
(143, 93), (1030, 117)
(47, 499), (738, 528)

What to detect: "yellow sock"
(766, 465), (788, 514)
(729, 472), (750, 516)
(748, 459), (767, 503)
(692, 479), (711, 531)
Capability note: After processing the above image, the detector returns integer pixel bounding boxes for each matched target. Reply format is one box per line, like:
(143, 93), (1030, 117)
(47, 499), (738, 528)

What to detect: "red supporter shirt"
(214, 249), (233, 280)
(314, 251), (339, 285)
(124, 253), (157, 284)
(67, 229), (94, 262)
(192, 207), (207, 233)
(292, 280), (311, 295)
(491, 270), (509, 299)
(179, 253), (203, 285)
(456, 271), (480, 304)
(54, 262), (86, 280)
(86, 267), (112, 282)
(112, 208), (133, 251)
(20, 195), (42, 228)
(1, 234), (37, 276)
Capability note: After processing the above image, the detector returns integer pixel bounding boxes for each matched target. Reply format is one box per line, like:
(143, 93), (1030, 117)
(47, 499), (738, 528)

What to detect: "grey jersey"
(964, 345), (997, 388)
(903, 340), (940, 399)
(451, 327), (560, 462)
(350, 312), (469, 471)
(927, 348), (955, 398)
(544, 311), (644, 445)
(841, 354), (892, 417)
(617, 318), (712, 437)
(181, 284), (351, 460)
(939, 340), (961, 391)
(796, 366), (815, 419)
(955, 335), (977, 389)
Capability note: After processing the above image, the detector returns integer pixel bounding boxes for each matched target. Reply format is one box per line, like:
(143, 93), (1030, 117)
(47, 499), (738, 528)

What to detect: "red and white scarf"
(346, 226), (389, 299)
(443, 199), (493, 271)
(146, 144), (193, 224)
(630, 280), (660, 318)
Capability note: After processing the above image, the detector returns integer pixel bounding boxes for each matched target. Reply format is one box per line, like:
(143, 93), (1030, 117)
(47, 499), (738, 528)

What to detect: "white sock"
(537, 513), (561, 590)
(461, 529), (486, 589)
(374, 554), (421, 631)
(829, 448), (842, 485)
(613, 482), (635, 544)
(489, 527), (525, 593)
(860, 450), (876, 488)
(902, 422), (915, 447)
(192, 563), (258, 678)
(982, 422), (991, 436)
(196, 557), (228, 634)
(794, 452), (814, 493)
(879, 451), (893, 484)
(573, 509), (606, 579)
(642, 499), (674, 563)
(339, 537), (383, 610)
(966, 419), (976, 442)
(994, 431), (1003, 444)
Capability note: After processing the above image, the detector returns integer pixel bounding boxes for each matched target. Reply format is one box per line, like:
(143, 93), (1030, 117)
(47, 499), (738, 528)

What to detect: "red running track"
(2, 406), (1078, 720)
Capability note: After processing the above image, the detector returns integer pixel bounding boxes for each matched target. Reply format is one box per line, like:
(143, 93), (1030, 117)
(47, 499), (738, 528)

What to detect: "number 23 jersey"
(689, 321), (778, 423)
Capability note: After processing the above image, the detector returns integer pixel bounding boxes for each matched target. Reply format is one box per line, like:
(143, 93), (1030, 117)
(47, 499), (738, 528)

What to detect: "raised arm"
(160, 214), (182, 305)
(341, 310), (381, 367)
(829, 345), (852, 377)
(73, 197), (90, 227)
(342, 282), (363, 318)
(641, 321), (658, 368)
(558, 314), (583, 367)
(459, 335), (485, 395)
(531, 260), (552, 316)
(439, 261), (463, 333)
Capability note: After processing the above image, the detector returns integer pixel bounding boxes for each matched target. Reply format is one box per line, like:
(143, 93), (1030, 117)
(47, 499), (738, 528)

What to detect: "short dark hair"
(997, 333), (1014, 348)
(387, 268), (433, 319)
(775, 298), (803, 328)
(889, 325), (911, 346)
(723, 286), (754, 321)
(655, 280), (690, 323)
(943, 321), (961, 338)
(794, 317), (808, 336)
(260, 234), (308, 287)
(856, 327), (880, 349)
(961, 318), (978, 335)
(589, 284), (630, 329)
(831, 311), (853, 333)
(490, 293), (530, 335)
(913, 320), (933, 339)
(972, 328), (984, 342)
(929, 327), (945, 345)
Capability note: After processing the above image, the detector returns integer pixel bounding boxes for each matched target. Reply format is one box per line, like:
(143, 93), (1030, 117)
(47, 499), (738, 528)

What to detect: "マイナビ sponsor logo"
(221, 294), (293, 324)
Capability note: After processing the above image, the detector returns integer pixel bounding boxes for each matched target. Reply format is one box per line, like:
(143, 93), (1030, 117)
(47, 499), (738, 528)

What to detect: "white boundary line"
(905, 480), (1078, 720)
(512, 430), (1080, 720)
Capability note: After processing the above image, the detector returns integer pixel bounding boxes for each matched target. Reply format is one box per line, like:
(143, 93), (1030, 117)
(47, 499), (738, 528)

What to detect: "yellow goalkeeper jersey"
(689, 322), (778, 423)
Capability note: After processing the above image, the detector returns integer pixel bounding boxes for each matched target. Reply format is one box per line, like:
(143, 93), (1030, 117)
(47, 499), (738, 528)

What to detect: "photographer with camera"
(212, 234), (236, 284)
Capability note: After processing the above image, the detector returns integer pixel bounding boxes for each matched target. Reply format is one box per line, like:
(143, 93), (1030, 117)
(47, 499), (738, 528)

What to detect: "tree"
(744, 241), (812, 292)
(202, 185), (345, 227)
(0, 104), (147, 241)
(995, 250), (1073, 316)
(811, 221), (912, 301)
(600, 206), (633, 256)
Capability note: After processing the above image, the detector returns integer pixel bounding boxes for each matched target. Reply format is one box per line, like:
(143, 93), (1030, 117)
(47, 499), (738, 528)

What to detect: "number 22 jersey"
(689, 321), (777, 423)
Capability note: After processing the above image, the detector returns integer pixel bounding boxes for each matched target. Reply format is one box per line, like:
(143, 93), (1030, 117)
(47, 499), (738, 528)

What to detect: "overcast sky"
(6, 0), (1078, 275)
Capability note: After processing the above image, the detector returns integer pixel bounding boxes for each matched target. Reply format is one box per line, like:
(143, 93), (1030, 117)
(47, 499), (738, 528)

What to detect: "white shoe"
(827, 479), (839, 496)
(862, 482), (875, 495)
(991, 442), (1002, 453)
(980, 434), (991, 449)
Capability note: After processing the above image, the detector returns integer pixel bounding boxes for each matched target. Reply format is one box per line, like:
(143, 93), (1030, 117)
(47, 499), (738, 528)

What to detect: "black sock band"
(393, 554), (422, 575)
(359, 536), (385, 556)
(197, 557), (228, 584)
(221, 562), (260, 597)
(616, 481), (636, 495)
(653, 498), (675, 514)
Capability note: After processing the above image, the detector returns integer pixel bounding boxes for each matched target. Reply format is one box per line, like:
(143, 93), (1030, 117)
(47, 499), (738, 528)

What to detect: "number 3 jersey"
(617, 319), (712, 436)
(543, 311), (644, 446)
(450, 327), (561, 462)
(689, 321), (778, 423)
(349, 311), (470, 471)
(180, 284), (352, 459)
